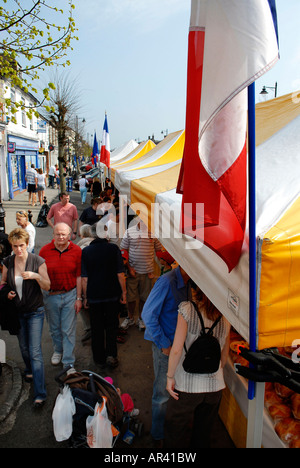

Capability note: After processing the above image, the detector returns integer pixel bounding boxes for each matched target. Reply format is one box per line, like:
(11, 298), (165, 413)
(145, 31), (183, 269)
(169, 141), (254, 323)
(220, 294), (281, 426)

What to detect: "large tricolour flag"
(177, 0), (279, 272)
(100, 113), (110, 168)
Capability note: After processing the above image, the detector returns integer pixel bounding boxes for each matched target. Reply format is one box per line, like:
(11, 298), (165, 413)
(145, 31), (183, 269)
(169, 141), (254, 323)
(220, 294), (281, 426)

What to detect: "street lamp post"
(260, 82), (278, 98)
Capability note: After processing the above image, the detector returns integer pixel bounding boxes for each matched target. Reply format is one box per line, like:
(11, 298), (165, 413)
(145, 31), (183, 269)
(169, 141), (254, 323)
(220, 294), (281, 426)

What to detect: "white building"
(0, 78), (58, 200)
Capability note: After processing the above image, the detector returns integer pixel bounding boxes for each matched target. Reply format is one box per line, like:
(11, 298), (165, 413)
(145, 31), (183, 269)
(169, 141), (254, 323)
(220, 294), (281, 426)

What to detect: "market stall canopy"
(114, 91), (300, 350)
(113, 130), (185, 204)
(110, 139), (139, 164)
(110, 139), (156, 184)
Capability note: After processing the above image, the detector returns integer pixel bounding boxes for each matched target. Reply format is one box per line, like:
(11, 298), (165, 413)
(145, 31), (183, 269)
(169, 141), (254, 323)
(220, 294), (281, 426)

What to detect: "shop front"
(7, 134), (39, 199)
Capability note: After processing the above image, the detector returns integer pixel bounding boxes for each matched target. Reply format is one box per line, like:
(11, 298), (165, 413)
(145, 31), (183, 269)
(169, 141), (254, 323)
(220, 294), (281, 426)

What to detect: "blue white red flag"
(92, 132), (99, 166)
(100, 113), (110, 168)
(177, 0), (279, 272)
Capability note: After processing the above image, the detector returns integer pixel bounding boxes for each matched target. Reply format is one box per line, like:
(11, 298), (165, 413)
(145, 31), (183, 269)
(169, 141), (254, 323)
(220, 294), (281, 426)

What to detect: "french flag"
(177, 0), (279, 272)
(100, 112), (110, 168)
(92, 132), (99, 166)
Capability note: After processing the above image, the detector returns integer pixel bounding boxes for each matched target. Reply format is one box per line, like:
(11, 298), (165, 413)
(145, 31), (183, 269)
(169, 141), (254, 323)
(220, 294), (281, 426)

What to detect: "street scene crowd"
(0, 170), (231, 449)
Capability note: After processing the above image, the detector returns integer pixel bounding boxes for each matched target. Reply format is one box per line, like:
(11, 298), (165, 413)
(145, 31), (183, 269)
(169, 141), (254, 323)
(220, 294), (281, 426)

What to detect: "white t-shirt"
(37, 173), (46, 187)
(78, 178), (88, 189)
(49, 166), (55, 176)
(15, 275), (23, 300)
(25, 222), (36, 253)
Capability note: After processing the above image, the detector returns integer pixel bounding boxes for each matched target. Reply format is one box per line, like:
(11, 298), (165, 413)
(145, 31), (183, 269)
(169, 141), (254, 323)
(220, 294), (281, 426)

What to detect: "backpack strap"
(183, 301), (222, 353)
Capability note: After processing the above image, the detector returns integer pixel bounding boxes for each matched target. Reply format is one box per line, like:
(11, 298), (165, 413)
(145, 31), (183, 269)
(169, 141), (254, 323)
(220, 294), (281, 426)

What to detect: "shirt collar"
(51, 239), (72, 253)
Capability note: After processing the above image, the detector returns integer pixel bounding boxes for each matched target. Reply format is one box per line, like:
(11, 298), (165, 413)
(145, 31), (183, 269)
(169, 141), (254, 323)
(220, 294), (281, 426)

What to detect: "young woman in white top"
(36, 168), (47, 205)
(165, 284), (230, 448)
(78, 175), (89, 204)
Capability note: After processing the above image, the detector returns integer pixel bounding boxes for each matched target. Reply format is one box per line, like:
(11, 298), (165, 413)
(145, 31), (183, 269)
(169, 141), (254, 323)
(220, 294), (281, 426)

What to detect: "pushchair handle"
(55, 364), (73, 386)
(89, 373), (96, 394)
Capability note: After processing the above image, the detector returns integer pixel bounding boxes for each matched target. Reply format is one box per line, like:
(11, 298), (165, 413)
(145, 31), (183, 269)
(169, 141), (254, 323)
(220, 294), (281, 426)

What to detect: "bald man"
(39, 223), (82, 374)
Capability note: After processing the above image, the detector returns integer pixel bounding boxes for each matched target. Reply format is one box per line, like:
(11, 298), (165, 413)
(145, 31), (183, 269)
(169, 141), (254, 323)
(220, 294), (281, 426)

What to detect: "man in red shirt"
(47, 192), (79, 240)
(39, 223), (82, 374)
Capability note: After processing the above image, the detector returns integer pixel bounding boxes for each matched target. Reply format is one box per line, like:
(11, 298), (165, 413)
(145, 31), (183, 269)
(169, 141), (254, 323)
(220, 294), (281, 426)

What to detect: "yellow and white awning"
(110, 139), (139, 164)
(113, 92), (300, 350)
(110, 139), (156, 184)
(113, 130), (185, 204)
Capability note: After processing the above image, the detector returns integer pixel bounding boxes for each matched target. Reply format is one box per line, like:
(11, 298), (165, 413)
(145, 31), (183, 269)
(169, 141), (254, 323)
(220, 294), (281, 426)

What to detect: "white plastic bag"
(52, 385), (76, 442)
(86, 397), (113, 448)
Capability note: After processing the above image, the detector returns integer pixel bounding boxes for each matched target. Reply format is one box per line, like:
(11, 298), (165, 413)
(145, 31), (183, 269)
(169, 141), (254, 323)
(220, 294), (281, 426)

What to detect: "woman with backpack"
(164, 284), (230, 448)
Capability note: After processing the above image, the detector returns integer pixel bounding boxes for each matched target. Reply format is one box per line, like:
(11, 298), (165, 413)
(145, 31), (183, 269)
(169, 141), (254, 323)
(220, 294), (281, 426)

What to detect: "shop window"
(21, 98), (26, 127)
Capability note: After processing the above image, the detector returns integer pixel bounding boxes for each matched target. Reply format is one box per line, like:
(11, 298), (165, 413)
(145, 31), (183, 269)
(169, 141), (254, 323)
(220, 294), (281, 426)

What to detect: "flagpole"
(246, 82), (265, 448)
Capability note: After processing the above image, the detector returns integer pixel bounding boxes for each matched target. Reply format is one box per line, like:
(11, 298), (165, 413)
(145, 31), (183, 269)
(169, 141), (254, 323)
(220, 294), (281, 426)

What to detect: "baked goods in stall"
(275, 383), (295, 400)
(268, 403), (292, 421)
(229, 333), (300, 447)
(275, 418), (300, 445)
(264, 388), (284, 408)
(230, 340), (249, 353)
(290, 438), (300, 448)
(229, 330), (249, 367)
(291, 394), (300, 420)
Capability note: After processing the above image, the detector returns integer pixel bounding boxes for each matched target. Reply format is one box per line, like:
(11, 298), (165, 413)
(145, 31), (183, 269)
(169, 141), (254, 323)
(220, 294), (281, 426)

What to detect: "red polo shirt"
(39, 240), (82, 292)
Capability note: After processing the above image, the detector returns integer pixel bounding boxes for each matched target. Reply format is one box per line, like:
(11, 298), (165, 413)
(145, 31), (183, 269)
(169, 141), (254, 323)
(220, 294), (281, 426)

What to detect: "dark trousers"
(89, 301), (119, 364)
(164, 389), (222, 448)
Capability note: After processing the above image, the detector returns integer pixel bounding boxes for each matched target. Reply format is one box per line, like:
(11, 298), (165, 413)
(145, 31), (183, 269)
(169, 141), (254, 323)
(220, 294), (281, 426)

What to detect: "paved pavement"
(0, 186), (235, 449)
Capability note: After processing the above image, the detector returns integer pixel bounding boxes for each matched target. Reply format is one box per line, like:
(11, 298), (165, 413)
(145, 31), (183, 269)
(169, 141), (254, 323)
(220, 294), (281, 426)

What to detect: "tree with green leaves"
(0, 0), (78, 121)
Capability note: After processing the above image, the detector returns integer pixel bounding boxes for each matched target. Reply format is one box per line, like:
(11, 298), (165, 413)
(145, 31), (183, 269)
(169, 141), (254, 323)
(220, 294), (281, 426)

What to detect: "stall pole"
(246, 82), (265, 448)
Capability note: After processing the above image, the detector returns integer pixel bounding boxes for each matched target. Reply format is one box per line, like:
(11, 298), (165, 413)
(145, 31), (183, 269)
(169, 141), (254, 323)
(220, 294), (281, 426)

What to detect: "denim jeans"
(17, 307), (47, 401)
(43, 289), (77, 368)
(80, 187), (88, 203)
(151, 343), (170, 440)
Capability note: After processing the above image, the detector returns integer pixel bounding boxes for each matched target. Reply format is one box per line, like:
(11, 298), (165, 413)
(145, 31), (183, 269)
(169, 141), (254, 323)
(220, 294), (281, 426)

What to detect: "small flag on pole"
(92, 132), (99, 166)
(100, 112), (110, 168)
(177, 0), (279, 272)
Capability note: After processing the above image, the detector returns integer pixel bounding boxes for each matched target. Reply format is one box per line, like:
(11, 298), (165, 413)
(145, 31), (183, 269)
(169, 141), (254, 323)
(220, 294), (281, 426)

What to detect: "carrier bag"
(182, 303), (222, 374)
(52, 385), (76, 441)
(86, 397), (119, 448)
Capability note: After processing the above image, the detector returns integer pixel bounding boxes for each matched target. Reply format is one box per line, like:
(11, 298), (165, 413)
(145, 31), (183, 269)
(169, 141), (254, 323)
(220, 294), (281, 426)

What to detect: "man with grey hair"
(39, 223), (82, 374)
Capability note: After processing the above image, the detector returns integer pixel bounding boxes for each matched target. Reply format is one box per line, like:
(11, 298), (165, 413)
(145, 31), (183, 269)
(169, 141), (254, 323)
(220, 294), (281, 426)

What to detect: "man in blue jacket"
(142, 265), (190, 448)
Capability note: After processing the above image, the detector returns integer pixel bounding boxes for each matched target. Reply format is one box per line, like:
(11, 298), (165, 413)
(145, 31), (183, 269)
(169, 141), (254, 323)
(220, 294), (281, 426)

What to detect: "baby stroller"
(53, 366), (143, 448)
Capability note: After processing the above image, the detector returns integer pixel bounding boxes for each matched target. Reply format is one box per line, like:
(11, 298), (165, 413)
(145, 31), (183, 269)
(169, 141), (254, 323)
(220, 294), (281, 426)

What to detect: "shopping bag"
(52, 385), (76, 442)
(86, 397), (117, 448)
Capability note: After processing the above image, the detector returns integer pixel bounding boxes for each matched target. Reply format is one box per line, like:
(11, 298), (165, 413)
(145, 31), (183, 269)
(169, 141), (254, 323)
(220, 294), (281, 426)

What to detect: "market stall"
(112, 129), (184, 204)
(112, 91), (300, 447)
(110, 139), (139, 164)
(110, 139), (156, 185)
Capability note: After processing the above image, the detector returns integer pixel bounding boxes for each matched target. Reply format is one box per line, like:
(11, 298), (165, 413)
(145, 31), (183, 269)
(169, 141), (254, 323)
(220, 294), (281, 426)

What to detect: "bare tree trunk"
(58, 138), (66, 193)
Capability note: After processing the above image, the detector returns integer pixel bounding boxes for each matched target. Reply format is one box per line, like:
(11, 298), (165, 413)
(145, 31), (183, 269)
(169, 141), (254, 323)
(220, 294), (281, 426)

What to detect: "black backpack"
(182, 302), (222, 374)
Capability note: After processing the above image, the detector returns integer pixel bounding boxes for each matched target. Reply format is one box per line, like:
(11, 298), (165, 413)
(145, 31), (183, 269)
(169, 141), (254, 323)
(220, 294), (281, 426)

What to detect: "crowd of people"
(0, 178), (231, 448)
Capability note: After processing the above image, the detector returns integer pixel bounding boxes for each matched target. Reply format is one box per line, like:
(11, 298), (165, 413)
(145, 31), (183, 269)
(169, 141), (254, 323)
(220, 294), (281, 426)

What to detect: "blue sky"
(66, 0), (300, 150)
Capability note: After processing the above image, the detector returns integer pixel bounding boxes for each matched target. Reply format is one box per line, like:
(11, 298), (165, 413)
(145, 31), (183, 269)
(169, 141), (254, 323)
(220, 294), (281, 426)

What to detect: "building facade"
(0, 79), (58, 200)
